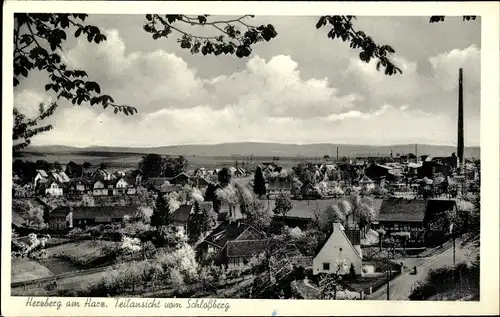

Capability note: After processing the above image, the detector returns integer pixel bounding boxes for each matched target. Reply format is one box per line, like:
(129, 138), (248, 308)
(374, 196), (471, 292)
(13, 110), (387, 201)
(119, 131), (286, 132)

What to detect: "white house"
(358, 175), (376, 191)
(45, 180), (64, 196)
(33, 170), (48, 188)
(92, 180), (107, 196)
(313, 222), (363, 276)
(115, 178), (129, 195)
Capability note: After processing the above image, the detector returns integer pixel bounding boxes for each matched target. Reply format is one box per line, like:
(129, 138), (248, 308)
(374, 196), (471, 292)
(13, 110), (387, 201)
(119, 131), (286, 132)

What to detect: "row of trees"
(138, 154), (188, 178)
(13, 158), (98, 181)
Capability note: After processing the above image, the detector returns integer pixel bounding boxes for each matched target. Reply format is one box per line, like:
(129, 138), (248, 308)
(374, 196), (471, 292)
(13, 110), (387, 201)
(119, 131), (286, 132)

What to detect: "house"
(234, 167), (246, 178)
(267, 179), (292, 195)
(171, 205), (193, 235)
(171, 202), (214, 234)
(228, 167), (238, 176)
(300, 181), (322, 199)
(198, 220), (266, 265)
(50, 206), (142, 229)
(45, 180), (64, 196)
(33, 170), (49, 188)
(192, 177), (212, 189)
(145, 177), (174, 192)
(357, 175), (375, 191)
(49, 207), (74, 230)
(312, 222), (363, 276)
(68, 178), (91, 195)
(51, 171), (70, 184)
(173, 172), (190, 186)
(92, 180), (108, 196)
(226, 239), (268, 265)
(365, 164), (393, 183)
(12, 211), (28, 230)
(115, 177), (137, 195)
(371, 198), (457, 246)
(193, 167), (208, 178)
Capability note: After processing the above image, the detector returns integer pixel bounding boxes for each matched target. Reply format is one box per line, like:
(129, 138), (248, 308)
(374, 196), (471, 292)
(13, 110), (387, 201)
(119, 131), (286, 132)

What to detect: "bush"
(409, 260), (479, 300)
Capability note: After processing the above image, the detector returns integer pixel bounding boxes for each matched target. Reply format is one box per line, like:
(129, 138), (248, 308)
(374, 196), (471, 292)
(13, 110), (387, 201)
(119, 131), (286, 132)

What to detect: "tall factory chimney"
(415, 144), (418, 163)
(336, 146), (339, 161)
(457, 68), (464, 172)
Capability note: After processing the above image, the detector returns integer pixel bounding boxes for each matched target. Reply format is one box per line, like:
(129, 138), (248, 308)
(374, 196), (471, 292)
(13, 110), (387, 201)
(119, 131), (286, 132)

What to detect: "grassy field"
(11, 258), (54, 283)
(17, 152), (316, 172)
(45, 240), (119, 266)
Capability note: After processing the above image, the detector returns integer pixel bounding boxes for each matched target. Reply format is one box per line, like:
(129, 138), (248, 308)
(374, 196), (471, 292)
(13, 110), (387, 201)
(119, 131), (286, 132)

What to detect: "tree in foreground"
(253, 166), (267, 197)
(13, 14), (476, 153)
(150, 194), (171, 228)
(273, 192), (293, 216)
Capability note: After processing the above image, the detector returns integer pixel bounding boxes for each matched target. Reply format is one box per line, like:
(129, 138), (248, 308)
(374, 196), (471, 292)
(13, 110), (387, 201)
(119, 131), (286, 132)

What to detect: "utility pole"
(457, 68), (465, 175)
(386, 259), (390, 300)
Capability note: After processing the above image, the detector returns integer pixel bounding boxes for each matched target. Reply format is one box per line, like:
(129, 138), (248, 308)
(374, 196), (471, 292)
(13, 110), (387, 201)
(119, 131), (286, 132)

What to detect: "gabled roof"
(36, 170), (48, 178)
(203, 220), (255, 249)
(277, 199), (337, 219)
(226, 239), (268, 257)
(171, 204), (193, 223)
(378, 199), (428, 222)
(375, 164), (393, 170)
(198, 201), (213, 212)
(174, 172), (190, 179)
(313, 223), (362, 258)
(60, 206), (141, 220)
(12, 211), (27, 228)
(358, 175), (374, 183)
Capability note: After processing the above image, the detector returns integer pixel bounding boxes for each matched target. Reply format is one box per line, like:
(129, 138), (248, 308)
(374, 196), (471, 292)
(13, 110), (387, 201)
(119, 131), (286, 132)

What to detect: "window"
(322, 262), (330, 271)
(339, 247), (343, 252)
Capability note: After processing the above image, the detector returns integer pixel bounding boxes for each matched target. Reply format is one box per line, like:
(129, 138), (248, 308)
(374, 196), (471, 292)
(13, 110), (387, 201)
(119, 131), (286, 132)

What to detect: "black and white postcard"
(2, 1), (499, 316)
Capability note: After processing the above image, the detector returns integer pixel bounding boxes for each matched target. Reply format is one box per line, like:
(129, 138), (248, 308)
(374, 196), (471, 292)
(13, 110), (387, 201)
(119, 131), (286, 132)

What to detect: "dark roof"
(52, 206), (141, 220)
(50, 207), (72, 217)
(226, 239), (268, 257)
(70, 178), (91, 185)
(313, 225), (362, 258)
(174, 172), (190, 179)
(172, 205), (193, 223)
(377, 198), (443, 223)
(344, 229), (361, 245)
(378, 199), (428, 222)
(203, 220), (253, 248)
(281, 199), (337, 219)
(198, 201), (213, 212)
(268, 180), (291, 190)
(12, 211), (26, 227)
(146, 177), (174, 186)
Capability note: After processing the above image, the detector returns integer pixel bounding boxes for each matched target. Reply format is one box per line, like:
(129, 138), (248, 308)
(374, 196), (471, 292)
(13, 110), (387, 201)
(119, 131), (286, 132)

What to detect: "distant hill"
(23, 142), (481, 159)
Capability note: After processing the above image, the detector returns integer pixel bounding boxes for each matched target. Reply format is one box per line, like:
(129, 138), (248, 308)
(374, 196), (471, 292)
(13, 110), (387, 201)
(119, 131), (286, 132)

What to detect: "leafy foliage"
(273, 192), (293, 216)
(316, 16), (401, 75)
(217, 167), (232, 187)
(409, 259), (479, 300)
(14, 14), (136, 114)
(143, 15), (277, 58)
(138, 154), (188, 178)
(253, 167), (267, 197)
(12, 103), (58, 152)
(150, 194), (171, 228)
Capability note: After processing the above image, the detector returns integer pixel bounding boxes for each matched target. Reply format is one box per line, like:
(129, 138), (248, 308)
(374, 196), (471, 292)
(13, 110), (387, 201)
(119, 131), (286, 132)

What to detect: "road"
(367, 238), (477, 301)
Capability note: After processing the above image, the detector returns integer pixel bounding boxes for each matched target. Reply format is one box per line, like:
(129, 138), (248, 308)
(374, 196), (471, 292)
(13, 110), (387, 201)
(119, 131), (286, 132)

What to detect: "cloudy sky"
(15, 15), (481, 147)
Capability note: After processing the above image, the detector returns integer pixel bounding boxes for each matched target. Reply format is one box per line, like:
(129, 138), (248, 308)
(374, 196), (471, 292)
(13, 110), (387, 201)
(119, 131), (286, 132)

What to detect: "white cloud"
(31, 102), (479, 147)
(16, 24), (480, 147)
(14, 90), (53, 118)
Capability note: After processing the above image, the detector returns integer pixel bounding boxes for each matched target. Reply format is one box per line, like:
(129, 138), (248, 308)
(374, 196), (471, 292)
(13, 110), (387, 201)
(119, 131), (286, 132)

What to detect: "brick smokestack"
(458, 68), (464, 170)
